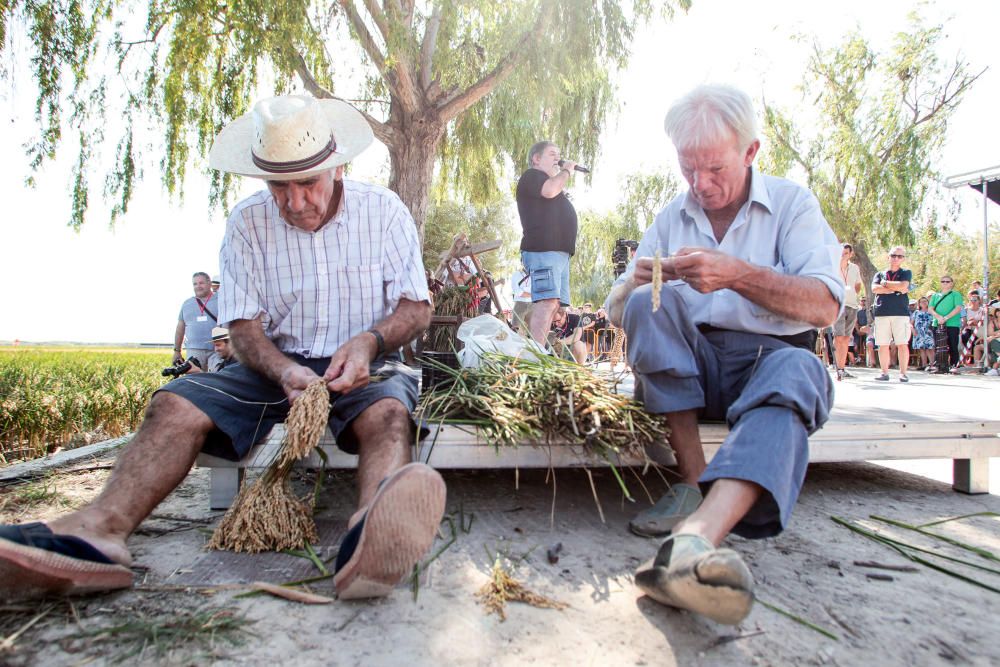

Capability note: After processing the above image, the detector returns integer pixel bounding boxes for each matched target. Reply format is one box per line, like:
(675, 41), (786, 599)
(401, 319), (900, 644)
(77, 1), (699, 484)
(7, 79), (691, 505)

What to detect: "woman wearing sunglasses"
(929, 276), (963, 369)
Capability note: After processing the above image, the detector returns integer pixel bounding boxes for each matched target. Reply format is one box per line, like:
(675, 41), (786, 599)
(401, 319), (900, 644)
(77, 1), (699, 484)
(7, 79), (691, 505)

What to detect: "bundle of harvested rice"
(477, 557), (567, 621)
(208, 379), (330, 553)
(416, 352), (670, 493)
(426, 285), (477, 352)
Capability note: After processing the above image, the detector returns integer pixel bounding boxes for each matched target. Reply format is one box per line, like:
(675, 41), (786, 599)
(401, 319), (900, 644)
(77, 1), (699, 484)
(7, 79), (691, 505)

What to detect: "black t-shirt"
(872, 268), (912, 317)
(516, 169), (578, 255)
(551, 313), (581, 339)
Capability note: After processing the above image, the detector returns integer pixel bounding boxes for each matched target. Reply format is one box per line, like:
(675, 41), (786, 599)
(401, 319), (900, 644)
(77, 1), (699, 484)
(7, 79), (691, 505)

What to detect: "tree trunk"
(385, 109), (446, 243)
(853, 242), (878, 305)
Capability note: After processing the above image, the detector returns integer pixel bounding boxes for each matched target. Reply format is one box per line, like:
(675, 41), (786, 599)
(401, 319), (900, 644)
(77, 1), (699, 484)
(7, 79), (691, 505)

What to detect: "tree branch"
(437, 2), (553, 121)
(293, 52), (394, 146)
(337, 0), (387, 74)
(361, 0), (391, 42)
(419, 4), (441, 91)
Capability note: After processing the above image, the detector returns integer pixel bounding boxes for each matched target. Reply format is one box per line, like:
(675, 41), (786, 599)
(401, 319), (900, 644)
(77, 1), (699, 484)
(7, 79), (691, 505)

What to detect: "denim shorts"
(157, 356), (421, 461)
(521, 250), (571, 306)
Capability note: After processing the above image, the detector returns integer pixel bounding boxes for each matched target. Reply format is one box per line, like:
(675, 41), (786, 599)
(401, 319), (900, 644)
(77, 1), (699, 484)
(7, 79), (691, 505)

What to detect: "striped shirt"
(218, 180), (430, 358)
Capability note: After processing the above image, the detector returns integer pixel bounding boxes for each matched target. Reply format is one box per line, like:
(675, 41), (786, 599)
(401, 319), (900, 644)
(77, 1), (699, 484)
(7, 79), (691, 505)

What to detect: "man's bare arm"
(228, 318), (301, 390)
(173, 321), (186, 363)
(540, 162), (575, 199)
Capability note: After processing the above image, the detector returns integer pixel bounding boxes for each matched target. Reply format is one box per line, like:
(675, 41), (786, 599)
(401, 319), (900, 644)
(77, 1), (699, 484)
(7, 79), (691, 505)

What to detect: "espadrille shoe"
(334, 463), (446, 600)
(634, 533), (754, 625)
(0, 523), (133, 600)
(629, 484), (703, 538)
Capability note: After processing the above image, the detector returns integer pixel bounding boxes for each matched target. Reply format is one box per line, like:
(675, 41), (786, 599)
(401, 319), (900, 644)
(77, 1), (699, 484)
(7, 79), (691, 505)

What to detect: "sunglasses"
(941, 280), (953, 283)
(889, 254), (905, 259)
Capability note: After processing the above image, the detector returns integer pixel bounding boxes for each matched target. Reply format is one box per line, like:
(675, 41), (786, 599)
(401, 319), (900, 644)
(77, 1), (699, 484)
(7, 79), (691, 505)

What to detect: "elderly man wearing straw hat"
(0, 95), (444, 601)
(606, 84), (841, 625)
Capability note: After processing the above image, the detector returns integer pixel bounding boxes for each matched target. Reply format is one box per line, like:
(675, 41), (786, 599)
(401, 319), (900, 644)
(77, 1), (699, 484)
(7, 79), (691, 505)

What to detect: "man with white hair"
(0, 95), (444, 601)
(606, 84), (841, 624)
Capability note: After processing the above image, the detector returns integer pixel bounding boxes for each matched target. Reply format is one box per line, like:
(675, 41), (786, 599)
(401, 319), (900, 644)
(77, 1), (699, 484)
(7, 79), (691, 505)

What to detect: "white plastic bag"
(456, 314), (544, 367)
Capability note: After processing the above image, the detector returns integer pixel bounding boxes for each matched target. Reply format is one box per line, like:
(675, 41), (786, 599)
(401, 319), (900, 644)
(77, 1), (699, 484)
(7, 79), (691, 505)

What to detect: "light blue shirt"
(609, 167), (843, 336)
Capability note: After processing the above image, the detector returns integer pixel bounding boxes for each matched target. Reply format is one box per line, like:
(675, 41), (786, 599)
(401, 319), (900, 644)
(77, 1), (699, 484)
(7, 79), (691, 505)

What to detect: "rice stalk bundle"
(208, 379), (330, 553)
(427, 285), (477, 352)
(415, 352), (671, 493)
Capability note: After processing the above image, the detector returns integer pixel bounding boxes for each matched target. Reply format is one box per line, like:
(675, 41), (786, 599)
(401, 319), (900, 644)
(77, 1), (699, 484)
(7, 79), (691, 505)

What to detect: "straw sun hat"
(208, 95), (374, 181)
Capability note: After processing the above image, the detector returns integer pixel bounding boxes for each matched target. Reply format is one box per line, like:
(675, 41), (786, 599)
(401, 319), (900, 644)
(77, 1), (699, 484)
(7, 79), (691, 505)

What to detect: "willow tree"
(2, 0), (690, 232)
(759, 15), (982, 284)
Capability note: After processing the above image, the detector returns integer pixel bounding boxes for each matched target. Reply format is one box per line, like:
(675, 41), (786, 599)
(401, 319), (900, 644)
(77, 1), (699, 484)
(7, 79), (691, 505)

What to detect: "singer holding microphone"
(516, 141), (583, 346)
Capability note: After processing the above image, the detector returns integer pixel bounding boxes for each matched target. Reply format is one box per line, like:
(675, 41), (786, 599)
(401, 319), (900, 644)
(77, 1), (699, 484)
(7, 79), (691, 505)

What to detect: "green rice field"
(0, 347), (171, 464)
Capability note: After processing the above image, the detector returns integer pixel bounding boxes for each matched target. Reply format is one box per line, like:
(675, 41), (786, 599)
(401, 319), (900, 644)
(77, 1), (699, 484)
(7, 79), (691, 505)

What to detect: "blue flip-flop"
(333, 463), (446, 600)
(0, 522), (133, 601)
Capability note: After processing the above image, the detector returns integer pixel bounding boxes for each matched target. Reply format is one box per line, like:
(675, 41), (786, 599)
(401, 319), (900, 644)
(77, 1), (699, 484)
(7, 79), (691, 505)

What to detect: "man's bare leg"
(834, 335), (850, 370)
(349, 398), (412, 523)
(45, 392), (213, 565)
(897, 343), (910, 376)
(878, 343), (892, 375)
(666, 409), (706, 486)
(671, 478), (763, 546)
(528, 298), (559, 346)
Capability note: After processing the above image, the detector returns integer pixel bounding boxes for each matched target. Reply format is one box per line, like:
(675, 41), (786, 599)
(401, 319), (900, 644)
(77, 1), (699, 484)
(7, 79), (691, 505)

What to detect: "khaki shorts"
(833, 306), (858, 337)
(873, 316), (911, 347)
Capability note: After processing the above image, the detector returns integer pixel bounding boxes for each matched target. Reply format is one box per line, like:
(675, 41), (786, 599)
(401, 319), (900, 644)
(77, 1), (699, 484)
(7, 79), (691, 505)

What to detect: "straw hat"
(211, 327), (230, 342)
(208, 95), (374, 181)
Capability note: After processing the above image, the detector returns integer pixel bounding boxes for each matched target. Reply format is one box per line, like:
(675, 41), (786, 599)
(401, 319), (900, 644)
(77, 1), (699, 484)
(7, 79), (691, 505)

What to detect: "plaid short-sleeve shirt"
(218, 179), (430, 358)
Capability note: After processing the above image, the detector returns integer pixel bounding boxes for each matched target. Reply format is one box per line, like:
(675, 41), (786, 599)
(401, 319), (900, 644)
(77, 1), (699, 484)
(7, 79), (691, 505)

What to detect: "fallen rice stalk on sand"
(477, 557), (567, 621)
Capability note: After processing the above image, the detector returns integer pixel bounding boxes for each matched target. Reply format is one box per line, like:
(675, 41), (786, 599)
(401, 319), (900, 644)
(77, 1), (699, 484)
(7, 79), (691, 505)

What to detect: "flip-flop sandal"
(635, 533), (754, 625)
(629, 483), (703, 538)
(333, 463), (446, 600)
(0, 523), (133, 601)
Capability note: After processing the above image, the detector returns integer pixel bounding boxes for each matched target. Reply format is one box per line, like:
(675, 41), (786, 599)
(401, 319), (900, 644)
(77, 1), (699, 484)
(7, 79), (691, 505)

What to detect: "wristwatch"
(367, 328), (385, 358)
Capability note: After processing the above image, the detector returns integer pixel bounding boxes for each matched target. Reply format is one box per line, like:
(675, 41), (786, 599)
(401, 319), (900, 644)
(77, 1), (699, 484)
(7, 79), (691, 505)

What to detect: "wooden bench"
(196, 418), (1000, 509)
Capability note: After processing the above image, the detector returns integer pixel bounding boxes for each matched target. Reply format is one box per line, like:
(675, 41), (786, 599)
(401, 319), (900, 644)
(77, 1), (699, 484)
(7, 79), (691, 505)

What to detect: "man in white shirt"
(833, 243), (864, 381)
(0, 95), (444, 603)
(606, 84), (841, 625)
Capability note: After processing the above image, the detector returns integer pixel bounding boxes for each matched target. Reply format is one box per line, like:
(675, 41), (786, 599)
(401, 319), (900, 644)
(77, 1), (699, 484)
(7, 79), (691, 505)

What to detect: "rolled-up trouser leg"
(622, 284), (718, 413)
(701, 347), (833, 538)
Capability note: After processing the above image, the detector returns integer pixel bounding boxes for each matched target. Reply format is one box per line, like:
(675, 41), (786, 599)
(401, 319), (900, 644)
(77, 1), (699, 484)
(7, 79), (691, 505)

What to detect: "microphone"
(558, 159), (591, 174)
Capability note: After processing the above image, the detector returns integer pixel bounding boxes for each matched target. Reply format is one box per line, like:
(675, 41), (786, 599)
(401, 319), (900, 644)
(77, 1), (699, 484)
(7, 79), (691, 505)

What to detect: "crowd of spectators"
(832, 264), (997, 377)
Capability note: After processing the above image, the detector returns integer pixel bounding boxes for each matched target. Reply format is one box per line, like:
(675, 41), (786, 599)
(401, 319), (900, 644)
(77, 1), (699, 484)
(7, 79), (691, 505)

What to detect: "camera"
(162, 357), (202, 378)
(612, 239), (639, 277)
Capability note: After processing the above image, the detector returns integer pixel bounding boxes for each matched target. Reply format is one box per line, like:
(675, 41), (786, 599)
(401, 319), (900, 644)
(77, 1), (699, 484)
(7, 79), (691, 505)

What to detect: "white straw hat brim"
(208, 98), (374, 181)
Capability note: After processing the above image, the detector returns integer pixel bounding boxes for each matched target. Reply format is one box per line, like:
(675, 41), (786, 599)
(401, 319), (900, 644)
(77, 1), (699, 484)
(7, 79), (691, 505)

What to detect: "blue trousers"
(623, 285), (833, 538)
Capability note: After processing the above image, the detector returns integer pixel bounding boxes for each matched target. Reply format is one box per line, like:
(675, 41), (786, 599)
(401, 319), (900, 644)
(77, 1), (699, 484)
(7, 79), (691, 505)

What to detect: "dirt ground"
(1, 444), (999, 667)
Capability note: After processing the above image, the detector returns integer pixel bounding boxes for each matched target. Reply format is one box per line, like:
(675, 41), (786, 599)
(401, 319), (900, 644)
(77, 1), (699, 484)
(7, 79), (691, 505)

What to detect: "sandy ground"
(1, 445), (999, 666)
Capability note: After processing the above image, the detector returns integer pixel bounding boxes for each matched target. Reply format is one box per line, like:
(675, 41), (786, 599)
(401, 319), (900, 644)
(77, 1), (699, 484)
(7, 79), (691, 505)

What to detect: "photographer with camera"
(516, 141), (579, 347)
(173, 272), (218, 370)
(171, 327), (236, 376)
(549, 307), (588, 364)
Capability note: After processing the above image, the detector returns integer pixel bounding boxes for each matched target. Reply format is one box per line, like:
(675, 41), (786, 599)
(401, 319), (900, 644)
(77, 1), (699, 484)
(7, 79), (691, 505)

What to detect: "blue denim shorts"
(521, 250), (571, 306)
(157, 356), (421, 461)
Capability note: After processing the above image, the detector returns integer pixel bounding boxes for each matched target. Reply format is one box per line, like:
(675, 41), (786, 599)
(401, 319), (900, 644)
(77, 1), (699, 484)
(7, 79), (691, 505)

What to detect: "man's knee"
(355, 397), (411, 437)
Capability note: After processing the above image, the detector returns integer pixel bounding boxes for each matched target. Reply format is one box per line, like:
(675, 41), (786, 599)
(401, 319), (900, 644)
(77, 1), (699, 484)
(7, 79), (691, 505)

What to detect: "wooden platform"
(196, 366), (1000, 508)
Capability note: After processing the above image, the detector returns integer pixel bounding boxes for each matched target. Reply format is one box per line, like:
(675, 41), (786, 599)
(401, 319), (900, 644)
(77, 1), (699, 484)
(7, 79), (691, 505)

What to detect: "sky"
(1, 0), (998, 344)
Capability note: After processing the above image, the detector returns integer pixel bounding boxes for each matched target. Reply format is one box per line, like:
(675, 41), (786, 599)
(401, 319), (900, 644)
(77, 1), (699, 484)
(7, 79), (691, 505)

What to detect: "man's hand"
(279, 364), (322, 404)
(671, 247), (750, 294)
(323, 334), (377, 394)
(172, 351), (183, 364)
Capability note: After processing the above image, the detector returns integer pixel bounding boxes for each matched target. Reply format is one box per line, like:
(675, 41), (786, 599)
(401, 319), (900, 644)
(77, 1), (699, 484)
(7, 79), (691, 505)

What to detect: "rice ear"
(208, 379), (330, 553)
